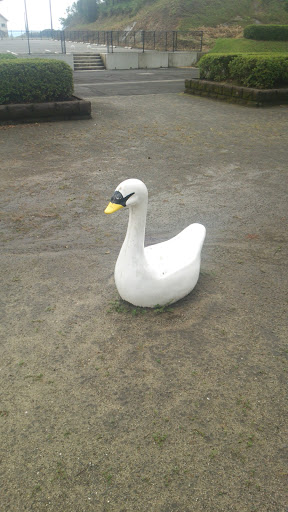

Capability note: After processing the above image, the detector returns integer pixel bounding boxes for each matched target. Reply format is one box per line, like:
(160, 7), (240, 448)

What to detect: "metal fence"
(63, 30), (203, 53)
(1, 29), (202, 54)
(2, 30), (65, 54)
(5, 30), (53, 39)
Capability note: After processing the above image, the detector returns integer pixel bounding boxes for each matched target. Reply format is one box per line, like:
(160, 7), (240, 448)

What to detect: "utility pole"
(23, 0), (31, 54)
(49, 0), (53, 33)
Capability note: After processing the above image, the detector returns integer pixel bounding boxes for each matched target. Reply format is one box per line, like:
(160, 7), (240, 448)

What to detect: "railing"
(1, 30), (203, 54)
(6, 30), (55, 39)
(64, 30), (203, 53)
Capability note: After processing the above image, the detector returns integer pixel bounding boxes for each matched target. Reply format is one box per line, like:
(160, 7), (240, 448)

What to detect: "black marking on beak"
(110, 191), (135, 207)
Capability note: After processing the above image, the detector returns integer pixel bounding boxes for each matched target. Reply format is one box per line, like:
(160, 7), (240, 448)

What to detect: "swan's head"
(104, 179), (148, 214)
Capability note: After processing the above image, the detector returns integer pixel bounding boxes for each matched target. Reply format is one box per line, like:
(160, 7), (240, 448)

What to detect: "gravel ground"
(0, 91), (287, 512)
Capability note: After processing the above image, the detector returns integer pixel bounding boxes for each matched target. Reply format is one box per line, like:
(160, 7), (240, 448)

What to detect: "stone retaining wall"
(185, 79), (288, 106)
(0, 96), (91, 124)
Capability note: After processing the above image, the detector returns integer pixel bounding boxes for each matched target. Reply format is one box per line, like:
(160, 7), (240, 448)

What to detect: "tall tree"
(78, 0), (99, 22)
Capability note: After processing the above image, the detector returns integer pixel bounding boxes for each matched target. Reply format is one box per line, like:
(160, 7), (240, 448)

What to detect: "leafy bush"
(244, 25), (288, 41)
(0, 59), (73, 104)
(228, 54), (288, 88)
(199, 53), (288, 88)
(198, 54), (238, 81)
(0, 53), (17, 60)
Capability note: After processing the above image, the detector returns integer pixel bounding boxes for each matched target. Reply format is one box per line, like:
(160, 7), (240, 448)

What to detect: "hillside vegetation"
(62, 0), (288, 33)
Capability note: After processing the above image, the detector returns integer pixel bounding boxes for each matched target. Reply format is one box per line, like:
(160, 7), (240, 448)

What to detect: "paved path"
(73, 68), (198, 96)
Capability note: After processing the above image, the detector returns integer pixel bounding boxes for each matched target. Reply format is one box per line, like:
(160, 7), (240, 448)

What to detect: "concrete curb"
(0, 96), (91, 124)
(185, 79), (288, 107)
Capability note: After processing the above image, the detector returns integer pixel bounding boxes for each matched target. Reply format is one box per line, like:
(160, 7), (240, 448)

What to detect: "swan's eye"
(113, 191), (123, 202)
(110, 191), (135, 207)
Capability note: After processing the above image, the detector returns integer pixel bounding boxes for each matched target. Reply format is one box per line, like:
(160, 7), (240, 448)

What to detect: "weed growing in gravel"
(152, 433), (168, 447)
(53, 461), (68, 481)
(24, 373), (43, 382)
(31, 485), (42, 497)
(108, 298), (173, 315)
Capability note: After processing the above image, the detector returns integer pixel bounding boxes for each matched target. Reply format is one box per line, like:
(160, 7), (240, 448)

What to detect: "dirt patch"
(0, 92), (287, 512)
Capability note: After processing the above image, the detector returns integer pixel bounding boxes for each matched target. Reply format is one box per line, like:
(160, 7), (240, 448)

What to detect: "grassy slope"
(210, 38), (288, 53)
(71, 0), (288, 32)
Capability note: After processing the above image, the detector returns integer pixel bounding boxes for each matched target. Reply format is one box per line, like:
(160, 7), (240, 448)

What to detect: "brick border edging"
(0, 96), (92, 124)
(184, 79), (288, 106)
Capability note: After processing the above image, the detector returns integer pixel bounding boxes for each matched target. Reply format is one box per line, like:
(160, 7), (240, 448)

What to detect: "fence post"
(27, 30), (31, 55)
(142, 30), (145, 52)
(60, 30), (66, 54)
(172, 31), (175, 52)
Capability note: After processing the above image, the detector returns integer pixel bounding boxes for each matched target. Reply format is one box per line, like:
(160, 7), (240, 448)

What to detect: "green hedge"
(244, 25), (288, 41)
(199, 54), (239, 82)
(199, 53), (288, 88)
(229, 54), (288, 88)
(0, 59), (73, 104)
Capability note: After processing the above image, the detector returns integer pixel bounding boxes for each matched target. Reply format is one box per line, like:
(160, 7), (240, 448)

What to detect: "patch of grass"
(108, 299), (130, 314)
(153, 303), (173, 314)
(24, 373), (44, 382)
(0, 410), (9, 417)
(108, 298), (173, 315)
(152, 432), (168, 447)
(209, 448), (219, 459)
(31, 484), (42, 497)
(210, 38), (288, 54)
(53, 461), (68, 481)
(131, 307), (147, 316)
(45, 305), (56, 312)
(238, 433), (256, 448)
(103, 469), (113, 484)
(246, 434), (255, 448)
(237, 397), (252, 412)
(57, 330), (67, 337)
(193, 428), (206, 438)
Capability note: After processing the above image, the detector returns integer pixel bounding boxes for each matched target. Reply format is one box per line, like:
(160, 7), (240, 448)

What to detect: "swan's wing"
(144, 223), (206, 276)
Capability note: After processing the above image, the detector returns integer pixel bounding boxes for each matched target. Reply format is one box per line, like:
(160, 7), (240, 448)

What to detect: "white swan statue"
(104, 179), (206, 308)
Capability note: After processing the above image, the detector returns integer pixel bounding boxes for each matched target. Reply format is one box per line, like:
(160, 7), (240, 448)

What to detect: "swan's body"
(105, 179), (206, 308)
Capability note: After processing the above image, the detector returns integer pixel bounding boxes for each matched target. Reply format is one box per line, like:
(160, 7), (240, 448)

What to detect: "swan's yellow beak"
(104, 202), (124, 214)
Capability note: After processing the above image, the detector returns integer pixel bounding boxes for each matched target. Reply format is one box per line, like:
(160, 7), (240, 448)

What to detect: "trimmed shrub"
(198, 54), (238, 81)
(199, 53), (288, 88)
(0, 59), (73, 104)
(229, 55), (288, 88)
(244, 25), (288, 41)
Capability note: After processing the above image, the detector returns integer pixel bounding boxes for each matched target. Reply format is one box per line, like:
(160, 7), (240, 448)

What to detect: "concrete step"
(74, 55), (103, 60)
(74, 65), (105, 70)
(74, 59), (104, 65)
(73, 53), (105, 70)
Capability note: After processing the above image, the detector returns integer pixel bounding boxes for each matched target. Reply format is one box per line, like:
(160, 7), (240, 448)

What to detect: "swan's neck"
(121, 202), (147, 258)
